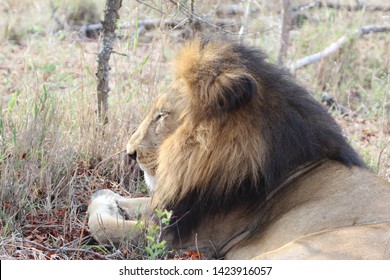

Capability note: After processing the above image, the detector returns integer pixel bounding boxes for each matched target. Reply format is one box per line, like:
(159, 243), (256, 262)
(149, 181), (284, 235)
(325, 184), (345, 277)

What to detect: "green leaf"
(146, 236), (155, 243)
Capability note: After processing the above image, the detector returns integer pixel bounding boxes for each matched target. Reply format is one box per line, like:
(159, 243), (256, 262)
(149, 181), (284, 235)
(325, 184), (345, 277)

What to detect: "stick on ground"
(289, 25), (390, 72)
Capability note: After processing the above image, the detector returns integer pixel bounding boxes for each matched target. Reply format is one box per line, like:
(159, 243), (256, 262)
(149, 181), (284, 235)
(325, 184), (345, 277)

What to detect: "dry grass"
(0, 0), (389, 259)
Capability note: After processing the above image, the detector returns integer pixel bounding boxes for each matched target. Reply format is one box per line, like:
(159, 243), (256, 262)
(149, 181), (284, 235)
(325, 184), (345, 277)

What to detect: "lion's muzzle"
(128, 150), (137, 161)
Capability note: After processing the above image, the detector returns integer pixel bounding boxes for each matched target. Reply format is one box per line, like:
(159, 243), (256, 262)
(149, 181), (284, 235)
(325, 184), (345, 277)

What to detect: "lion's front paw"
(88, 189), (125, 219)
(87, 189), (146, 244)
(91, 188), (122, 201)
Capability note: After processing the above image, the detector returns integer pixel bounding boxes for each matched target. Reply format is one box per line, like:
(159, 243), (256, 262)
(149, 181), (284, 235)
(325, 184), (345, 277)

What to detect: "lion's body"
(88, 36), (390, 259)
(227, 161), (390, 259)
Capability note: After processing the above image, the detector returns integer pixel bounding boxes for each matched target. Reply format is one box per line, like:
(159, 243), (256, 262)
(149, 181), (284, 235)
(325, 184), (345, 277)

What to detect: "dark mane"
(162, 36), (366, 242)
(238, 44), (366, 194)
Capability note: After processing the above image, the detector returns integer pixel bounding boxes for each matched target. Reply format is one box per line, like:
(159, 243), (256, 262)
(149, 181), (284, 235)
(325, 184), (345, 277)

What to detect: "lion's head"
(127, 36), (366, 242)
(127, 90), (183, 191)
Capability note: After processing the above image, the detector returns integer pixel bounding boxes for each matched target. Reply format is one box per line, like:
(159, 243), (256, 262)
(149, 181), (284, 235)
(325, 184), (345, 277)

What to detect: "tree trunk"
(96, 0), (122, 124)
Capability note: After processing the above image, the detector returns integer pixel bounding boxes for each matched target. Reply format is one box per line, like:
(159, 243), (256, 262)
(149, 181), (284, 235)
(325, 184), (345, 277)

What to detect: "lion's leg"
(88, 212), (143, 244)
(115, 196), (151, 219)
(87, 189), (151, 244)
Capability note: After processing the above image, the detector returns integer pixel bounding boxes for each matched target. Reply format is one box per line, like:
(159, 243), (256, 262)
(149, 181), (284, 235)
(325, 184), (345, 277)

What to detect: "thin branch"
(96, 0), (122, 124)
(277, 0), (292, 65)
(289, 25), (390, 72)
(94, 149), (126, 170)
(376, 143), (389, 173)
(135, 0), (166, 14)
(238, 0), (253, 43)
(189, 0), (195, 25)
(169, 0), (239, 34)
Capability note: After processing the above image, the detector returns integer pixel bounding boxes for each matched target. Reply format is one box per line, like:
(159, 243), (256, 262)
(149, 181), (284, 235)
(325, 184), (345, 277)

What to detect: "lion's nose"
(128, 150), (137, 161)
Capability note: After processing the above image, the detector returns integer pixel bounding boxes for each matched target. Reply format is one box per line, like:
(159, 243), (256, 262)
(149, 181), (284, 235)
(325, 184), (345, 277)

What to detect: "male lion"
(88, 36), (390, 259)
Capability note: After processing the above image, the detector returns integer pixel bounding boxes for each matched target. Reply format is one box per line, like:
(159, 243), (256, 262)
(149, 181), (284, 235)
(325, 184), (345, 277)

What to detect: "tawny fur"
(88, 36), (390, 259)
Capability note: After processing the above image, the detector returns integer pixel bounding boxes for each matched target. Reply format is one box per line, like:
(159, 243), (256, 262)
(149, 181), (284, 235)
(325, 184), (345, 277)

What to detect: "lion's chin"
(144, 172), (156, 192)
(138, 163), (156, 192)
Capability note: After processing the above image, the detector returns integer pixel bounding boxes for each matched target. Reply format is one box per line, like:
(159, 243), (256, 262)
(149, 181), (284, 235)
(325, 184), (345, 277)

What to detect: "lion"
(88, 36), (390, 259)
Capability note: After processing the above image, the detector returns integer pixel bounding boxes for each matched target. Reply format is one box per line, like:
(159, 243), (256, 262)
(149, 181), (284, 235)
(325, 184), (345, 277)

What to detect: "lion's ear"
(202, 72), (256, 112)
(174, 38), (257, 118)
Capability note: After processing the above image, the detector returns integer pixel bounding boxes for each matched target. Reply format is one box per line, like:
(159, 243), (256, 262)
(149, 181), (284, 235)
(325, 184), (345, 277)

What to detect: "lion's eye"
(155, 111), (168, 122)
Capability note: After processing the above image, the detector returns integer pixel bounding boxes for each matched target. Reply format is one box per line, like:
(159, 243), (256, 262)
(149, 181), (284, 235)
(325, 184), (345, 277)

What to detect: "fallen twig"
(2, 237), (116, 259)
(292, 1), (390, 12)
(289, 25), (390, 72)
(321, 92), (353, 116)
(81, 18), (237, 36)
